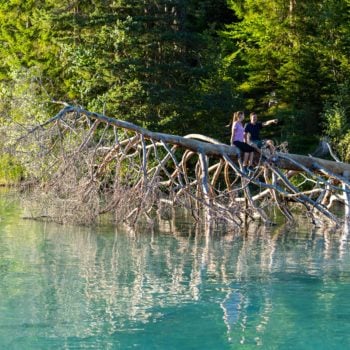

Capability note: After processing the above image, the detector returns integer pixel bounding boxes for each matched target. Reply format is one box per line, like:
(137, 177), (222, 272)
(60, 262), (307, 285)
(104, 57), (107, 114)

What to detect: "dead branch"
(14, 105), (350, 228)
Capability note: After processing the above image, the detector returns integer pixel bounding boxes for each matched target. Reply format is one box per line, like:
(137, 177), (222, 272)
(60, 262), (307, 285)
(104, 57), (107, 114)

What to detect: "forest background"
(0, 0), (350, 183)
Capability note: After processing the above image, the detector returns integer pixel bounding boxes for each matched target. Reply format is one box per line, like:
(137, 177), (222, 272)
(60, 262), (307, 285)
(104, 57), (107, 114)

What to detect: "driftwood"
(17, 105), (350, 228)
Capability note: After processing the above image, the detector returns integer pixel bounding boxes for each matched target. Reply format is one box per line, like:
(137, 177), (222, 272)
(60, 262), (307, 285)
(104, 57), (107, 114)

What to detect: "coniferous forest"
(1, 0), (350, 182)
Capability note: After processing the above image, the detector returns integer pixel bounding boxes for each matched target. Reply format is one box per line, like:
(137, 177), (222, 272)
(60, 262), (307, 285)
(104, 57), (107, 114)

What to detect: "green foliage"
(45, 0), (236, 137)
(1, 0), (350, 185)
(224, 0), (350, 149)
(0, 67), (51, 124)
(0, 153), (25, 184)
(337, 132), (350, 163)
(288, 173), (315, 192)
(324, 105), (348, 143)
(323, 83), (350, 161)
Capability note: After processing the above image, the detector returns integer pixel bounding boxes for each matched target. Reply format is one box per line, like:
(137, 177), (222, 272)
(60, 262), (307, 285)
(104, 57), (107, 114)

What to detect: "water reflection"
(219, 222), (350, 347)
(1, 206), (350, 348)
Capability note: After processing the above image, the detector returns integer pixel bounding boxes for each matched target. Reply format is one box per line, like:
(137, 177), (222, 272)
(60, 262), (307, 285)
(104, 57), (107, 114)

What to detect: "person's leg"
(243, 152), (249, 167)
(248, 152), (254, 167)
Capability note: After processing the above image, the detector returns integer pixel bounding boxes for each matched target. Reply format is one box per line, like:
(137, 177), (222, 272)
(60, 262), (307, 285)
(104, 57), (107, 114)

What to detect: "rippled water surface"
(1, 194), (350, 349)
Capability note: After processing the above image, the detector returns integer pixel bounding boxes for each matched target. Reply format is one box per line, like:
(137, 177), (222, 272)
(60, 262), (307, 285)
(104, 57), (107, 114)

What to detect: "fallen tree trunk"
(31, 106), (350, 175)
(274, 153), (350, 176)
(16, 105), (350, 228)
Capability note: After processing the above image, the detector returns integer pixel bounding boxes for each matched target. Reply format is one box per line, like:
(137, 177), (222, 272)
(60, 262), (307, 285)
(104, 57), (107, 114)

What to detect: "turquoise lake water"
(1, 195), (350, 349)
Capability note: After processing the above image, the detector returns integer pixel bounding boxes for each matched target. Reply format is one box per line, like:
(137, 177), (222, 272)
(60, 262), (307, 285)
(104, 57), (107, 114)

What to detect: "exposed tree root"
(15, 105), (350, 228)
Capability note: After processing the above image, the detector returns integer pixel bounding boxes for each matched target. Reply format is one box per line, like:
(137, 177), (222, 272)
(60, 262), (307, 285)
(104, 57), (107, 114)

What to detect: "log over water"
(18, 105), (350, 228)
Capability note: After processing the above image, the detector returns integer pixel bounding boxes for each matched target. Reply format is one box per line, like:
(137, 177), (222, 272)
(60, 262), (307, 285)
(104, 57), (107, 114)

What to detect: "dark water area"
(1, 192), (350, 349)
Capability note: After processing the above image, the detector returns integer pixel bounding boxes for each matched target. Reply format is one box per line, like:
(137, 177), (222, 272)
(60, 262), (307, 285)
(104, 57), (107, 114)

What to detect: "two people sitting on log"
(230, 111), (257, 173)
(230, 111), (278, 173)
(244, 112), (278, 153)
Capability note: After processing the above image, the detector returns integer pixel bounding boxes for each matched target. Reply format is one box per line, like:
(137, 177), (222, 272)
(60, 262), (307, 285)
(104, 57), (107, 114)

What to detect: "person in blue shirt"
(244, 112), (278, 152)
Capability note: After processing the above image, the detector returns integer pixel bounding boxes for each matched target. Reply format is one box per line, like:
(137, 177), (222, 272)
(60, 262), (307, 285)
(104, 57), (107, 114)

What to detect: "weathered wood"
(33, 106), (350, 175)
(275, 153), (350, 176)
(19, 105), (350, 227)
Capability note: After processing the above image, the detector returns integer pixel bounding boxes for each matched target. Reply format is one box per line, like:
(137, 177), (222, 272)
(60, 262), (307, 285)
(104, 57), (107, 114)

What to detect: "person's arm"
(243, 123), (249, 143)
(262, 119), (278, 127)
(245, 131), (251, 144)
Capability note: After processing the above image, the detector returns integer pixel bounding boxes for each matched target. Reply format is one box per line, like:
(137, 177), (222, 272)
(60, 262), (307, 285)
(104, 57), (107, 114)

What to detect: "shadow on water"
(1, 192), (350, 348)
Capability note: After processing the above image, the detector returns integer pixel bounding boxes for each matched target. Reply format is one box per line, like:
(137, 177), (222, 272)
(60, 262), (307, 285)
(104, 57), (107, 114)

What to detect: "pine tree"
(224, 0), (350, 151)
(0, 0), (236, 139)
(50, 0), (235, 135)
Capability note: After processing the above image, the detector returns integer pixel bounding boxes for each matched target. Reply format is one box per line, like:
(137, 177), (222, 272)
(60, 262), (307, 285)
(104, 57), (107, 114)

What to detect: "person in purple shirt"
(230, 111), (257, 172)
(244, 112), (278, 152)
